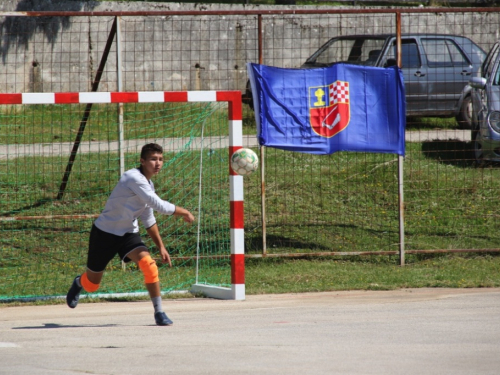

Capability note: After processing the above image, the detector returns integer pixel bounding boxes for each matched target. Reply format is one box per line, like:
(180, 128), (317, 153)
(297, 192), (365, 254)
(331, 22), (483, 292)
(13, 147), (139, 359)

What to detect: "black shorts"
(87, 224), (148, 272)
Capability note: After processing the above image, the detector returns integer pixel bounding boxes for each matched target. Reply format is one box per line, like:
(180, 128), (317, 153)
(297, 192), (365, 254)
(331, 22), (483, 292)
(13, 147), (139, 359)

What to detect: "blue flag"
(247, 63), (406, 156)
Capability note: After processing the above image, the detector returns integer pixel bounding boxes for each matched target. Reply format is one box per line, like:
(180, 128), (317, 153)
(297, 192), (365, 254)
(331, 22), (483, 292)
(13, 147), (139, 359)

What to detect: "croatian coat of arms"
(309, 81), (350, 138)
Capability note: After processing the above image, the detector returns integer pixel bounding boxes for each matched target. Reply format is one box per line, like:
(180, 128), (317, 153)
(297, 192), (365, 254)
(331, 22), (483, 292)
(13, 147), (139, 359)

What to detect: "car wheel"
(457, 95), (473, 129)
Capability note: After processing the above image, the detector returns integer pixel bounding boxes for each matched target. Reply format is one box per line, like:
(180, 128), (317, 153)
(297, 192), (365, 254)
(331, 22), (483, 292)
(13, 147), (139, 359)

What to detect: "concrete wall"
(0, 0), (499, 93)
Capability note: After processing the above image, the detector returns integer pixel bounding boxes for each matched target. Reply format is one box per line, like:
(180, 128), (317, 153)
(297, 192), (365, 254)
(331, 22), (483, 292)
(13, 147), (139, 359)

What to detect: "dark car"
(469, 40), (500, 164)
(246, 34), (486, 129)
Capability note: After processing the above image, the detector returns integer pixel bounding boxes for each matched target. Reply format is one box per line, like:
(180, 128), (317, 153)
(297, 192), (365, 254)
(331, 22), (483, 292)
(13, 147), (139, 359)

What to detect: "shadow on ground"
(421, 139), (477, 168)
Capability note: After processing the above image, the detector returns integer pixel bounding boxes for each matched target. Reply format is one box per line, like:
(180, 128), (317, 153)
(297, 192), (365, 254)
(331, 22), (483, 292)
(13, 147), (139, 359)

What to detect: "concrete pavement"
(1, 288), (499, 375)
(0, 130), (472, 160)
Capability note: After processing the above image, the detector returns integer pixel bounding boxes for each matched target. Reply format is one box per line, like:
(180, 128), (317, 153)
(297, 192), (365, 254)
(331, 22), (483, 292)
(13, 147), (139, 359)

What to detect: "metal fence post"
(258, 14), (268, 256)
(396, 11), (405, 266)
(117, 16), (125, 176)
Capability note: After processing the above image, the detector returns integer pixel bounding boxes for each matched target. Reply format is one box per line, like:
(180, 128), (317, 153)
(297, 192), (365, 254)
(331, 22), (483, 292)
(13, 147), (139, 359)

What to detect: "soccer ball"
(231, 148), (259, 176)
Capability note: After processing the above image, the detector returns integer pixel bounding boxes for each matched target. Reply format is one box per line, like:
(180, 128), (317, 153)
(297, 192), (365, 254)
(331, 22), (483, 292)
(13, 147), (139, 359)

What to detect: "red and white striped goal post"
(0, 90), (246, 300)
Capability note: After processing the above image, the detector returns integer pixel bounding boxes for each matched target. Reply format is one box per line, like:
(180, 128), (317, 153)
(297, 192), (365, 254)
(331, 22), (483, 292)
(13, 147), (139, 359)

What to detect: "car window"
(482, 43), (500, 79)
(357, 39), (386, 65)
(469, 43), (487, 65)
(314, 39), (355, 64)
(421, 38), (469, 67)
(494, 69), (500, 86)
(448, 41), (470, 65)
(387, 39), (421, 68)
(493, 58), (500, 85)
(312, 38), (386, 65)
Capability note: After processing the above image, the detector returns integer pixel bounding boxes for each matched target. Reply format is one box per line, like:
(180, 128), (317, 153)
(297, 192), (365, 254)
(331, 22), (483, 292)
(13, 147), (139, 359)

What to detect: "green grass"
(2, 102), (500, 302)
(240, 139), (500, 254)
(245, 254), (500, 294)
(3, 253), (499, 307)
(0, 103), (258, 145)
(4, 138), (499, 302)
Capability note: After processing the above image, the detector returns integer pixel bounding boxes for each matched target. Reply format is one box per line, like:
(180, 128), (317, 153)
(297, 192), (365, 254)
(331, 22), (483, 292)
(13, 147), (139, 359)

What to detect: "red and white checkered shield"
(309, 81), (350, 138)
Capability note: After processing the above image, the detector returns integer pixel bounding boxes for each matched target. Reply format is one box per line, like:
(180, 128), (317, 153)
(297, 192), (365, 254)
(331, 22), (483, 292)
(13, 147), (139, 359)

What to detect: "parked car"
(245, 34), (486, 129)
(469, 40), (500, 164)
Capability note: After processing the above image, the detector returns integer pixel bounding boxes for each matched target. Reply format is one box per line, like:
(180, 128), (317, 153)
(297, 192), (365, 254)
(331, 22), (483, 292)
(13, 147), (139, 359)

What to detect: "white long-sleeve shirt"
(94, 168), (176, 236)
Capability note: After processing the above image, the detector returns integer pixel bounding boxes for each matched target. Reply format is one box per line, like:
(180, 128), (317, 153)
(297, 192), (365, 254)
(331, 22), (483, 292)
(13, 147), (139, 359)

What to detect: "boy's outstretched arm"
(173, 206), (195, 224)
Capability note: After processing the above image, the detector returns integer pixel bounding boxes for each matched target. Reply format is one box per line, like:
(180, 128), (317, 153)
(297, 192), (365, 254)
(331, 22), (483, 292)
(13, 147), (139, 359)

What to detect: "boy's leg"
(66, 276), (82, 308)
(127, 248), (173, 326)
(66, 269), (103, 308)
(67, 224), (116, 309)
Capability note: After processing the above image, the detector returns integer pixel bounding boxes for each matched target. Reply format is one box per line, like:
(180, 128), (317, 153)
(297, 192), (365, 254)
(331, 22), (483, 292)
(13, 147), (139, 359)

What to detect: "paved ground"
(0, 130), (471, 159)
(1, 288), (499, 375)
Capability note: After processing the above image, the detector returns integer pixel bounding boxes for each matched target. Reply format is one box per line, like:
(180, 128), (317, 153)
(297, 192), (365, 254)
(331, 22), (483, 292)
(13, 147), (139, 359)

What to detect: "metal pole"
(260, 146), (267, 256)
(396, 12), (405, 266)
(257, 14), (267, 256)
(398, 155), (405, 266)
(116, 16), (125, 175)
(57, 17), (118, 200)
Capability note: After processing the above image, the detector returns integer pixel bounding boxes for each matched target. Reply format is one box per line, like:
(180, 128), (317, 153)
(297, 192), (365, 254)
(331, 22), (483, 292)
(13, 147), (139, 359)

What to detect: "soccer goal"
(0, 91), (245, 301)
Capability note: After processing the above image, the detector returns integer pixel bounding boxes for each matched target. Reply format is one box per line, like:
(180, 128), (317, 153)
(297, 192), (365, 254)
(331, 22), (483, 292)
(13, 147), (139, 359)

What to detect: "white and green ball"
(231, 148), (259, 176)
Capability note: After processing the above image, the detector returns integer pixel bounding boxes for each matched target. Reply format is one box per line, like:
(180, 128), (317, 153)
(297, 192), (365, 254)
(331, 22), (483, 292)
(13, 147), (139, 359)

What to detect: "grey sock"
(152, 296), (163, 314)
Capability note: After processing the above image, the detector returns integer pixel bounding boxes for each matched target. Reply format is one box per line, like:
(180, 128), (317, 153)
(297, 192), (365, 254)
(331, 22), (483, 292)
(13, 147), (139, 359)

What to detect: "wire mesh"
(0, 101), (234, 300)
(2, 8), (500, 300)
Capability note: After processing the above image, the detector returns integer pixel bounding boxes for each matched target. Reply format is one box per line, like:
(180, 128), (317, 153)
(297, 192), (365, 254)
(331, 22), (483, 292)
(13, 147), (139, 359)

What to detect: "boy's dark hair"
(140, 143), (163, 159)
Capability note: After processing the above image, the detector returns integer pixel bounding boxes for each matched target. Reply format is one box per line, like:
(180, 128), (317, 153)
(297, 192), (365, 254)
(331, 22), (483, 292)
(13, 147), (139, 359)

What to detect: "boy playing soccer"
(66, 143), (195, 326)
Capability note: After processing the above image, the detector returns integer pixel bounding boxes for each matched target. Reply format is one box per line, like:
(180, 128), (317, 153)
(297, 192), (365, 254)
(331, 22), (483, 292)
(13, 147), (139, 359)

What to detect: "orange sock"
(80, 273), (100, 292)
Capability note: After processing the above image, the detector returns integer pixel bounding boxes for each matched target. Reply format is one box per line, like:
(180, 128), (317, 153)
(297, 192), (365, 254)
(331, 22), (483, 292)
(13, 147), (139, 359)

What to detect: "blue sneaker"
(154, 311), (173, 326)
(66, 276), (82, 308)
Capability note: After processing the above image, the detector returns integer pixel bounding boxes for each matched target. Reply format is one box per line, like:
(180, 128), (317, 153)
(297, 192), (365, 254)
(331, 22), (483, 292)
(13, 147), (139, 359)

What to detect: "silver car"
(301, 34), (486, 129)
(245, 34), (486, 128)
(470, 41), (500, 164)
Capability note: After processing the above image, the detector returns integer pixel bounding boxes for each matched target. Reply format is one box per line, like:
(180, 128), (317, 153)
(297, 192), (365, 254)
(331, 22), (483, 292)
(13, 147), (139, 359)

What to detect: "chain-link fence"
(2, 7), (500, 270)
